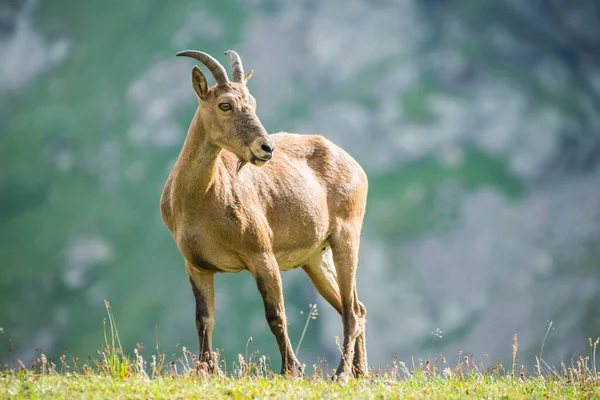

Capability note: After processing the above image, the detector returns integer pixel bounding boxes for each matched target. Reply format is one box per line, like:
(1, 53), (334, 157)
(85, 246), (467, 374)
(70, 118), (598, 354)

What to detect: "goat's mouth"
(250, 152), (272, 166)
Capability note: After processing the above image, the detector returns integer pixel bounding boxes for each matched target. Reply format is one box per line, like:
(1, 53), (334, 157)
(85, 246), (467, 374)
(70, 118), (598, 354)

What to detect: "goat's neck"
(171, 110), (222, 210)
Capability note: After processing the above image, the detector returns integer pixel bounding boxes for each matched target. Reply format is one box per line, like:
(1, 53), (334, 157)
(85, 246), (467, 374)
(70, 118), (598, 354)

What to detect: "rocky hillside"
(1, 0), (599, 370)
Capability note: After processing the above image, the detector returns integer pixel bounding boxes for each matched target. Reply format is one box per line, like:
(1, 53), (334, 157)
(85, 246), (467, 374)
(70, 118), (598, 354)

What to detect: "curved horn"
(224, 50), (245, 83)
(176, 50), (229, 85)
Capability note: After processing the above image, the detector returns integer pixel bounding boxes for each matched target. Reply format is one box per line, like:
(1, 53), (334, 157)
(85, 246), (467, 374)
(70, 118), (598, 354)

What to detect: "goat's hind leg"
(302, 249), (369, 377)
(352, 295), (368, 376)
(329, 222), (367, 380)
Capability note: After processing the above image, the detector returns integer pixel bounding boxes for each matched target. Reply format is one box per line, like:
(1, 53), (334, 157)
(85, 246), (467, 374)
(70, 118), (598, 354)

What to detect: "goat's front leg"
(249, 254), (302, 376)
(187, 264), (215, 369)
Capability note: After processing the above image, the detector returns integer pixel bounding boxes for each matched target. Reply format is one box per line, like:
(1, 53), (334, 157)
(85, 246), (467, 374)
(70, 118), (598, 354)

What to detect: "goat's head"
(177, 50), (275, 166)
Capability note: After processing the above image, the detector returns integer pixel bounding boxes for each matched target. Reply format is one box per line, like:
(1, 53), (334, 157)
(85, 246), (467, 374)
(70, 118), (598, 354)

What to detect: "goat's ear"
(244, 69), (254, 84)
(191, 66), (208, 100)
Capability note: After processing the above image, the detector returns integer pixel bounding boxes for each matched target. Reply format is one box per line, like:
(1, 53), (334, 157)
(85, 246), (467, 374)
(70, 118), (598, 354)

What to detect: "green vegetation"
(1, 303), (599, 399)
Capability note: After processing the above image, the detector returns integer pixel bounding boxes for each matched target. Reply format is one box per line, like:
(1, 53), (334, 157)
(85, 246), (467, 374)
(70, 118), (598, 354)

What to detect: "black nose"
(261, 143), (274, 154)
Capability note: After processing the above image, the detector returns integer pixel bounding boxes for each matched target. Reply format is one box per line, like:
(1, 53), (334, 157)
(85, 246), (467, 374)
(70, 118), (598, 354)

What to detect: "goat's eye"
(219, 102), (232, 112)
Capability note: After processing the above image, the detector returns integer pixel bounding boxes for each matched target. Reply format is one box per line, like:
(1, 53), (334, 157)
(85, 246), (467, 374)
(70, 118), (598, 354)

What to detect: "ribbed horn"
(176, 50), (229, 85)
(224, 50), (245, 83)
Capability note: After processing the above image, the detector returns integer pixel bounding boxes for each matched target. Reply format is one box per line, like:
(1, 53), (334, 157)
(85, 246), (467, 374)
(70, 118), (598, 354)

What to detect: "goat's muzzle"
(250, 137), (275, 166)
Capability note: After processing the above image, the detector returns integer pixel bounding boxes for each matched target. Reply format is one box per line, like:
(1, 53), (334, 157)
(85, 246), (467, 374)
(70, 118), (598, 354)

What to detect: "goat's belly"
(176, 229), (247, 274)
(182, 246), (247, 274)
(275, 243), (326, 271)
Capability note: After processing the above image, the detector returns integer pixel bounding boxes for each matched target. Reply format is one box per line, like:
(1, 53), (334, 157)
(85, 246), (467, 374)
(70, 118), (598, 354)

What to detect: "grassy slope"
(2, 373), (599, 399)
(3, 296), (598, 399)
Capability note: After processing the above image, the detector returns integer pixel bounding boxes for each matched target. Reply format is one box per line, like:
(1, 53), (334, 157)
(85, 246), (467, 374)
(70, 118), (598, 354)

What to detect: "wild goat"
(160, 49), (368, 379)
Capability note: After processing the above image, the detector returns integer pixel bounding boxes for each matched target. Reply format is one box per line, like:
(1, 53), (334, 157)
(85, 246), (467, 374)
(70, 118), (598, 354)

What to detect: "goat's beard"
(236, 158), (247, 173)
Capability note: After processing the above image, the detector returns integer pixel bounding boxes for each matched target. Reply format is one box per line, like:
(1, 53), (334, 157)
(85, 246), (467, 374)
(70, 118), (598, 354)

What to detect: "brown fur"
(160, 58), (369, 378)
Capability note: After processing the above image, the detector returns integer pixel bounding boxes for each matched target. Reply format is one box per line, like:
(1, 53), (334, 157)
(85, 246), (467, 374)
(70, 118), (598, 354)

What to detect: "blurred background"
(1, 0), (600, 372)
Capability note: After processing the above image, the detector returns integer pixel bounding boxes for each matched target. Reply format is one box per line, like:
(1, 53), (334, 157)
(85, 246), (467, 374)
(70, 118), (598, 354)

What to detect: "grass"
(1, 304), (599, 399)
(3, 372), (600, 399)
(2, 361), (600, 399)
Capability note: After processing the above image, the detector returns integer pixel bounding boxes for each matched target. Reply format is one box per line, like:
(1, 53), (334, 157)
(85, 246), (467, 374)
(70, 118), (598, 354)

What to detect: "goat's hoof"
(352, 365), (369, 378)
(195, 360), (218, 377)
(332, 370), (352, 383)
(281, 362), (304, 378)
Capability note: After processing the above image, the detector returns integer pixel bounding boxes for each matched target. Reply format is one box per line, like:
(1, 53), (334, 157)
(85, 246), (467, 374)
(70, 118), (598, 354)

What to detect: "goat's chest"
(175, 211), (255, 273)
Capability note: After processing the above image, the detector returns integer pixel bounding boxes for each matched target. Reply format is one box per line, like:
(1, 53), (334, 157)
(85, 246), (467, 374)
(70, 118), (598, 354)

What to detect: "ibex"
(160, 49), (368, 379)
